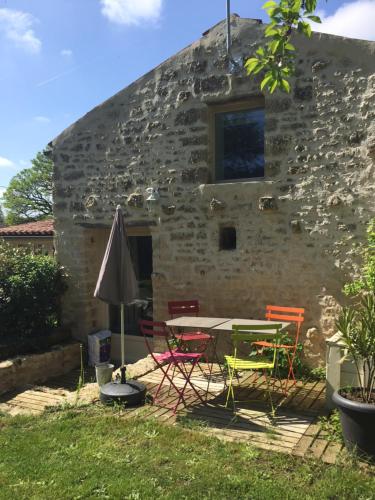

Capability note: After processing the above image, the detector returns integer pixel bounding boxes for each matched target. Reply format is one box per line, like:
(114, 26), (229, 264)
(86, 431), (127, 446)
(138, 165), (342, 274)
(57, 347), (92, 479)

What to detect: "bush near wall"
(0, 242), (67, 341)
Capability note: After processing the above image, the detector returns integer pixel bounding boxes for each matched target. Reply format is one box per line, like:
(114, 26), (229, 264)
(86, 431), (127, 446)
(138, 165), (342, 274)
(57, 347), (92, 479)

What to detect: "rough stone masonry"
(51, 16), (375, 366)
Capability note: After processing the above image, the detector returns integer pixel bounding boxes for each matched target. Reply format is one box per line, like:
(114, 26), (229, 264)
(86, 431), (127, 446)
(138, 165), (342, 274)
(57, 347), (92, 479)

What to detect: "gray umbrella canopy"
(94, 205), (139, 306)
(94, 206), (146, 397)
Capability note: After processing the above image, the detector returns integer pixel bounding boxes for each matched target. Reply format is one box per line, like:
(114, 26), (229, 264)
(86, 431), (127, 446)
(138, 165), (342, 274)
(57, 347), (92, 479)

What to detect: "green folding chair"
(225, 324), (282, 412)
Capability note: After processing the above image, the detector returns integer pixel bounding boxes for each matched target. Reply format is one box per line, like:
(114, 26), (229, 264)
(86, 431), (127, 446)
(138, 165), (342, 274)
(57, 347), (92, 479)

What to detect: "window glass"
(215, 108), (265, 181)
(219, 227), (236, 251)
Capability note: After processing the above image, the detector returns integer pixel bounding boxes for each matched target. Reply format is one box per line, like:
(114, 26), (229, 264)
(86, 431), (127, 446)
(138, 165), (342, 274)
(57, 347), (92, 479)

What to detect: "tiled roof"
(0, 219), (54, 236)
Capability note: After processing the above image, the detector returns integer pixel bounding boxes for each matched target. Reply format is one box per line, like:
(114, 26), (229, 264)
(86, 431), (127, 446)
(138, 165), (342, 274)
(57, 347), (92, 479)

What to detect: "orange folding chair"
(252, 305), (305, 393)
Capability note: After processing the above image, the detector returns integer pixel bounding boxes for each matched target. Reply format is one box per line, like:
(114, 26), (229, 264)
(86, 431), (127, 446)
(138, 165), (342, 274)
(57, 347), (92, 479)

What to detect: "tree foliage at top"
(246, 0), (321, 93)
(0, 205), (4, 226)
(3, 149), (53, 225)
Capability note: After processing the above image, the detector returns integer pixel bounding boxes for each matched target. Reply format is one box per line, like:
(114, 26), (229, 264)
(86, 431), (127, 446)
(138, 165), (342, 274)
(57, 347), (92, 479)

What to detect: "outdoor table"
(212, 318), (290, 333)
(164, 316), (291, 396)
(166, 316), (290, 370)
(166, 316), (231, 329)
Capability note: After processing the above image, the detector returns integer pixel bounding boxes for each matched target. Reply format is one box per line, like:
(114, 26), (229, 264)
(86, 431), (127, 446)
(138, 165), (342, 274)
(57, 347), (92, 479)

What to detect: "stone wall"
(52, 17), (375, 366)
(1, 236), (54, 256)
(0, 342), (81, 396)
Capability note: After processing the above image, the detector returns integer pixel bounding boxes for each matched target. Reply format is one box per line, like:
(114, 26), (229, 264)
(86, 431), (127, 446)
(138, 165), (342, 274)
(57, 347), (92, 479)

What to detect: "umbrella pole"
(120, 303), (126, 384)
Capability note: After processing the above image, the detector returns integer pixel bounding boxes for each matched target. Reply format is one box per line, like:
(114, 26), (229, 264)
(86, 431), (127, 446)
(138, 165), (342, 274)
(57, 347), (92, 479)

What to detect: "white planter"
(325, 332), (364, 409)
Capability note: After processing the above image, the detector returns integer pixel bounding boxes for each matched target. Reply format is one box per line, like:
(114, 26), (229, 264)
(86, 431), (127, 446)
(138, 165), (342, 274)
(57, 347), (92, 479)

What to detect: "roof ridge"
(0, 219), (54, 236)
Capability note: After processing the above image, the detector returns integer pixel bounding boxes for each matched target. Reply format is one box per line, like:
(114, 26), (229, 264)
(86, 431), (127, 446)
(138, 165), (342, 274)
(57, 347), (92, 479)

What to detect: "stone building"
(51, 16), (375, 365)
(0, 220), (54, 256)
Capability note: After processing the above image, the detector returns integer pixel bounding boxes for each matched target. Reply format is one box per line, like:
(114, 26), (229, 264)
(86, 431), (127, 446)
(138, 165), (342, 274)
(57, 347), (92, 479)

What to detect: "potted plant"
(333, 220), (375, 458)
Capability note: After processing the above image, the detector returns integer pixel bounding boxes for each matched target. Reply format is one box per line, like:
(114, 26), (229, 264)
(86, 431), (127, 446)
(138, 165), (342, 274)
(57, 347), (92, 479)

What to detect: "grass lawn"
(0, 406), (374, 499)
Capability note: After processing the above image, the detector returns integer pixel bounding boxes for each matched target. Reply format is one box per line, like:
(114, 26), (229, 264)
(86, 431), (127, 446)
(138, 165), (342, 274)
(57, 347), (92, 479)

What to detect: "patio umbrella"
(94, 205), (146, 405)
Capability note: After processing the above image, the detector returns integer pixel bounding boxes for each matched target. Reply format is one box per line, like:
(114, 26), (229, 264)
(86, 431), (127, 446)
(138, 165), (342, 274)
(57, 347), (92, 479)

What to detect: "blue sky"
(0, 0), (374, 195)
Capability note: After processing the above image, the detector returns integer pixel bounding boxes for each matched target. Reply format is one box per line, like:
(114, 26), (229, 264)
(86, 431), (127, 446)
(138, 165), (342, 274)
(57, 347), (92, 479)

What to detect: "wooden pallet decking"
(134, 365), (344, 462)
(0, 365), (344, 463)
(0, 368), (96, 416)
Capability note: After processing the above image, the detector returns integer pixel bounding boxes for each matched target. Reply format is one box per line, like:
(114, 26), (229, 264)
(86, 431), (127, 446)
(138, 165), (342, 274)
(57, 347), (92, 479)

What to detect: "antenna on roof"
(225, 0), (243, 75)
(226, 0), (232, 56)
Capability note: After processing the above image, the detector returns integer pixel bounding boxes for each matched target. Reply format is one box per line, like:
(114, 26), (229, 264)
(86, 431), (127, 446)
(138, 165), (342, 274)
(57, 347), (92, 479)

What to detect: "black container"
(100, 379), (146, 407)
(333, 389), (375, 459)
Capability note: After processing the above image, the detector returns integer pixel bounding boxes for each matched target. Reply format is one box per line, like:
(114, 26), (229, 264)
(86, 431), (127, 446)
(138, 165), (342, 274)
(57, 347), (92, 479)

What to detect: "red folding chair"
(168, 300), (214, 357)
(139, 319), (206, 413)
(252, 305), (305, 394)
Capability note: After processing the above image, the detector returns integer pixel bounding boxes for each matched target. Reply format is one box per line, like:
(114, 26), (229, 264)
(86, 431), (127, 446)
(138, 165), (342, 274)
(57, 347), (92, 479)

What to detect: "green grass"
(319, 410), (344, 444)
(0, 406), (374, 499)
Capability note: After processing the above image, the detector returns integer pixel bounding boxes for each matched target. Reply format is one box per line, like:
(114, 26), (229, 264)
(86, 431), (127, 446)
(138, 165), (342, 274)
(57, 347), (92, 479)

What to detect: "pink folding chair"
(139, 319), (206, 413)
(168, 300), (214, 357)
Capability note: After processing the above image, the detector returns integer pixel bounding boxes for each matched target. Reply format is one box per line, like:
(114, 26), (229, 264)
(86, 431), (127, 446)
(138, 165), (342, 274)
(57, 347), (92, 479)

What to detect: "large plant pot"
(333, 389), (375, 459)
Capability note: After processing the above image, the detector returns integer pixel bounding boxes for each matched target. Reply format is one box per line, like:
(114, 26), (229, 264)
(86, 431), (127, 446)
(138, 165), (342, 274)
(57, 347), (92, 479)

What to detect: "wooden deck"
(0, 368), (96, 416)
(135, 365), (345, 463)
(0, 365), (344, 464)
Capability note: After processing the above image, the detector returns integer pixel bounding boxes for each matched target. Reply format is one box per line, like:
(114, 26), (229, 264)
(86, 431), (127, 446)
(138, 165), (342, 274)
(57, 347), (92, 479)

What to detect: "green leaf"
(268, 7), (282, 17)
(285, 42), (295, 51)
(305, 0), (317, 13)
(270, 39), (281, 54)
(307, 15), (321, 23)
(304, 22), (312, 37)
(260, 74), (274, 91)
(270, 80), (278, 93)
(244, 57), (259, 68)
(244, 58), (261, 74)
(292, 0), (302, 12)
(264, 26), (279, 37)
(262, 0), (277, 9)
(298, 21), (312, 37)
(281, 66), (292, 76)
(252, 64), (265, 75)
(280, 79), (291, 93)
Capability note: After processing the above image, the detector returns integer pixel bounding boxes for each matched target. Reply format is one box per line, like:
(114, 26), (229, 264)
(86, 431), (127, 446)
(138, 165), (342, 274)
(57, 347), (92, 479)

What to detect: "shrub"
(0, 241), (67, 340)
(336, 219), (375, 403)
(262, 338), (326, 381)
(344, 219), (375, 296)
(262, 335), (303, 378)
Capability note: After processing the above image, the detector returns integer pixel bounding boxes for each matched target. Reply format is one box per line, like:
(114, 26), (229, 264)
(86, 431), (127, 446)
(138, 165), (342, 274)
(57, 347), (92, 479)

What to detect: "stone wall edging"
(0, 342), (81, 396)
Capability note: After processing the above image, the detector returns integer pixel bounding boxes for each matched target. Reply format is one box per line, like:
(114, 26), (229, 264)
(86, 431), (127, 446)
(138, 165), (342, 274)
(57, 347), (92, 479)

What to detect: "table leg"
(209, 332), (227, 388)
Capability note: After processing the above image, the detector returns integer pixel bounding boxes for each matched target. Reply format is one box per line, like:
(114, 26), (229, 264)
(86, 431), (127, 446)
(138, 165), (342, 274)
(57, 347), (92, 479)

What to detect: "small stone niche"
(219, 226), (236, 251)
(259, 196), (277, 212)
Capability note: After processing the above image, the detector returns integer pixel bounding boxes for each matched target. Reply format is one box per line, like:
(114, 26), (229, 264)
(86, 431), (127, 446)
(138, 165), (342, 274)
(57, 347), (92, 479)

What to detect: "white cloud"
(0, 156), (15, 168)
(61, 48), (73, 57)
(312, 0), (375, 41)
(100, 0), (163, 26)
(0, 8), (41, 53)
(34, 115), (51, 123)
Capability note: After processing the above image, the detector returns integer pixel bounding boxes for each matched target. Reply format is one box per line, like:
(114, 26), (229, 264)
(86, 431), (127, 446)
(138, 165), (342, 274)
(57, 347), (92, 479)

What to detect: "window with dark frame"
(219, 226), (236, 251)
(213, 102), (265, 181)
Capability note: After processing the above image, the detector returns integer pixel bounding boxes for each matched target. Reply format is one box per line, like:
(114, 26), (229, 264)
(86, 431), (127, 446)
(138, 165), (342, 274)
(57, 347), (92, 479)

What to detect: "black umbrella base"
(100, 380), (146, 407)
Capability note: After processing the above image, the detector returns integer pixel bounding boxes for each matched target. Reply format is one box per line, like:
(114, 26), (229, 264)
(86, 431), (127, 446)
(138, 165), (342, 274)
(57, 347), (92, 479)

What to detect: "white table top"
(165, 316), (290, 333)
(213, 318), (290, 332)
(165, 316), (231, 329)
